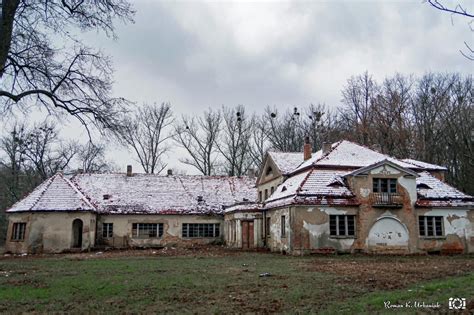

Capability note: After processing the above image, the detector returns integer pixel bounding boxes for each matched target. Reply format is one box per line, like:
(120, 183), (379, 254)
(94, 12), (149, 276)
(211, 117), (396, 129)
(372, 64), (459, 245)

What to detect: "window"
(270, 186), (274, 194)
(373, 178), (397, 193)
(329, 215), (355, 237)
(11, 222), (26, 241)
(265, 166), (273, 176)
(182, 223), (220, 238)
(259, 191), (262, 202)
(281, 216), (286, 237)
(264, 189), (268, 200)
(102, 223), (113, 238)
(266, 217), (271, 236)
(419, 216), (443, 237)
(132, 223), (163, 238)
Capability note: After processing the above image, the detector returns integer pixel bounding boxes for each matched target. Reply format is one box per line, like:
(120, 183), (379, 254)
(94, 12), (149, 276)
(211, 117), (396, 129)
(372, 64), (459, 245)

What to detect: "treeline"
(1, 71), (472, 242)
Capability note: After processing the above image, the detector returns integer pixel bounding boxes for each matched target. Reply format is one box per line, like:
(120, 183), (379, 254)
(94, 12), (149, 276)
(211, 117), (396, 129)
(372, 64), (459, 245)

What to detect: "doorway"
(72, 219), (83, 249)
(241, 220), (254, 249)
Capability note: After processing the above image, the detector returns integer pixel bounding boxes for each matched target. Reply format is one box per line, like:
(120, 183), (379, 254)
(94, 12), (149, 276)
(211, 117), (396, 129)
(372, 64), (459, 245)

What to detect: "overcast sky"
(6, 0), (474, 174)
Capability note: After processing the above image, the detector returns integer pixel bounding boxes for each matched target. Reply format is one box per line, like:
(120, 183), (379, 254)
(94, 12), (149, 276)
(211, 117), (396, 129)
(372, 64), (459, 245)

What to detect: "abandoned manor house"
(5, 140), (473, 255)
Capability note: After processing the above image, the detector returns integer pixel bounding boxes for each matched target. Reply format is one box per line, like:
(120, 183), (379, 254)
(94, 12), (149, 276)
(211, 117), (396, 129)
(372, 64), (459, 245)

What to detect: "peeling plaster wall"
(266, 207), (290, 253)
(348, 166), (419, 254)
(96, 214), (223, 248)
(416, 208), (473, 254)
(5, 212), (96, 254)
(224, 212), (263, 248)
(291, 206), (358, 255)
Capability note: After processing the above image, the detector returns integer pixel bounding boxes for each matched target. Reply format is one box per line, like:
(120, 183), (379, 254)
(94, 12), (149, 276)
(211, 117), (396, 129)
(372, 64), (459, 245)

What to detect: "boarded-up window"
(281, 215), (286, 237)
(11, 222), (26, 241)
(418, 216), (443, 237)
(329, 215), (355, 237)
(182, 223), (220, 238)
(132, 223), (163, 238)
(373, 178), (397, 193)
(103, 223), (113, 238)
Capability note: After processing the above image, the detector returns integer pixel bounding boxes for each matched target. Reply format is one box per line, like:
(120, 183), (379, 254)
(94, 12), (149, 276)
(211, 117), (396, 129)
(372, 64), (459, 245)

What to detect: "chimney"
(126, 165), (132, 177)
(167, 169), (173, 176)
(372, 144), (381, 153)
(322, 142), (332, 155)
(303, 136), (312, 161)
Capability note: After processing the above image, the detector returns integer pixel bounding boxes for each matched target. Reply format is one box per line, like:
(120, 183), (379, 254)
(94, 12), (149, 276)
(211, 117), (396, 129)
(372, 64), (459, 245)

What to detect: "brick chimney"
(322, 142), (332, 155)
(126, 165), (132, 177)
(303, 136), (312, 161)
(167, 169), (173, 176)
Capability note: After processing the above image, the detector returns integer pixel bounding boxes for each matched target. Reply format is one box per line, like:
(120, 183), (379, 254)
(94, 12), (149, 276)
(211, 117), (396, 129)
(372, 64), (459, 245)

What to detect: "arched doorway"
(368, 216), (409, 252)
(72, 219), (83, 249)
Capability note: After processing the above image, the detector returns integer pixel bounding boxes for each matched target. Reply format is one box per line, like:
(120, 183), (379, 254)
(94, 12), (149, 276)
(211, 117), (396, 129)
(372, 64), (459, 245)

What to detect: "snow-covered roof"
(7, 174), (95, 213)
(402, 159), (447, 171)
(71, 174), (256, 215)
(267, 151), (303, 175)
(265, 169), (357, 209)
(415, 172), (473, 207)
(294, 140), (416, 172)
(224, 202), (262, 214)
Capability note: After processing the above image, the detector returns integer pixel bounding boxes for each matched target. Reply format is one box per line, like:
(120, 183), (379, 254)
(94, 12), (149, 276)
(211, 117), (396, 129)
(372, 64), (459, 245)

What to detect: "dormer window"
(265, 167), (273, 176)
(373, 178), (397, 193)
(417, 183), (431, 189)
(103, 194), (111, 200)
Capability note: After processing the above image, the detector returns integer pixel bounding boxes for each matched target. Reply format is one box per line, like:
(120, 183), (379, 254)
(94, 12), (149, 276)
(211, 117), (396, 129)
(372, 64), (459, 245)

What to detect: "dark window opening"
(266, 217), (271, 236)
(265, 167), (273, 176)
(419, 216), (443, 237)
(102, 223), (113, 238)
(182, 223), (220, 238)
(329, 215), (355, 237)
(11, 223), (26, 241)
(132, 223), (163, 238)
(373, 178), (397, 193)
(281, 215), (286, 237)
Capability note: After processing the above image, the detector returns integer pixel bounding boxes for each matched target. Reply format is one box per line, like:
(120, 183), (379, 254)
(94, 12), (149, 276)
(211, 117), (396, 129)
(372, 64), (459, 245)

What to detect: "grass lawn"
(0, 248), (472, 313)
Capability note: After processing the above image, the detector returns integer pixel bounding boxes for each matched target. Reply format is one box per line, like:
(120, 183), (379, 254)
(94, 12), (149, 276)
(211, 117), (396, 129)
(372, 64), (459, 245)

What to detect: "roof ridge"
(61, 174), (96, 210)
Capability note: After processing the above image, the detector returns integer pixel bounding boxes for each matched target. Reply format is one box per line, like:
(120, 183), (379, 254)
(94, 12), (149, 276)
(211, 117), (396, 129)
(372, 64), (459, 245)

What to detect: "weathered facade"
(258, 140), (473, 255)
(5, 171), (255, 254)
(224, 202), (263, 249)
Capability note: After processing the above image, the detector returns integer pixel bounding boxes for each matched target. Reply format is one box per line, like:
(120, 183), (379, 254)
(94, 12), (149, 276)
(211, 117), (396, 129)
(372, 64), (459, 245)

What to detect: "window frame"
(266, 217), (271, 237)
(11, 222), (26, 241)
(281, 215), (286, 238)
(372, 178), (397, 193)
(131, 223), (164, 238)
(329, 215), (356, 238)
(418, 216), (444, 238)
(102, 223), (114, 238)
(182, 223), (220, 238)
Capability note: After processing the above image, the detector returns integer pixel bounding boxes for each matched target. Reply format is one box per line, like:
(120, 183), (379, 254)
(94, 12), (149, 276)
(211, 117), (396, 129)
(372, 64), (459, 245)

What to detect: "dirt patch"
(306, 255), (474, 291)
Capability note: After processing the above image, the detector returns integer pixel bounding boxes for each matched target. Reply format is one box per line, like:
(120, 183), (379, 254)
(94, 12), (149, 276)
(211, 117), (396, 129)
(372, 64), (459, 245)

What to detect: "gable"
(345, 160), (419, 178)
(257, 154), (284, 185)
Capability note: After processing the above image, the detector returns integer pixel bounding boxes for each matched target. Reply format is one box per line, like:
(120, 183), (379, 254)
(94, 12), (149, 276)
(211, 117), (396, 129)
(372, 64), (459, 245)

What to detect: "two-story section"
(261, 140), (473, 255)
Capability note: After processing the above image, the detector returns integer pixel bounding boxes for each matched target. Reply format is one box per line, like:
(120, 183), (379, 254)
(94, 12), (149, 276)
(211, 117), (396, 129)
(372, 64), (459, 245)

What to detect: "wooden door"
(241, 220), (255, 249)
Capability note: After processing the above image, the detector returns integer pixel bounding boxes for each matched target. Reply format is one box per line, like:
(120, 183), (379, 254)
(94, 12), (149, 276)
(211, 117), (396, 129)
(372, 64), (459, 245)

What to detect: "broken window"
(11, 222), (26, 241)
(329, 215), (355, 237)
(103, 223), (113, 238)
(281, 215), (286, 237)
(132, 223), (163, 238)
(373, 178), (397, 193)
(418, 216), (443, 237)
(182, 223), (220, 238)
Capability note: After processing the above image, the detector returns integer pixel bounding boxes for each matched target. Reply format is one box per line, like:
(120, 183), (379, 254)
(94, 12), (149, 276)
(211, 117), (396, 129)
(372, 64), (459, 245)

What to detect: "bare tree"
(264, 106), (307, 152)
(426, 0), (474, 60)
(339, 71), (378, 146)
(217, 105), (254, 176)
(174, 109), (221, 175)
(0, 0), (134, 132)
(120, 103), (173, 174)
(76, 142), (112, 173)
(248, 115), (270, 170)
